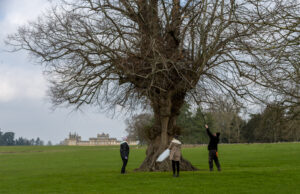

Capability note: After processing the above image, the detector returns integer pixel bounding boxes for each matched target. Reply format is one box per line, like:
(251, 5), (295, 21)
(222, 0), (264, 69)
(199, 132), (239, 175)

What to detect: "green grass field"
(0, 143), (299, 194)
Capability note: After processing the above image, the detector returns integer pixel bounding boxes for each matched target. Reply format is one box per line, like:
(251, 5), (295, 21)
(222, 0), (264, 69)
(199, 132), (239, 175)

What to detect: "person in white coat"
(168, 135), (182, 177)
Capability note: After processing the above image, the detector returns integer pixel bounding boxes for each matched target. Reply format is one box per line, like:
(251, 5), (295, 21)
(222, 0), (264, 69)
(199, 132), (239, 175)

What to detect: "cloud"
(0, 0), (51, 102)
(0, 99), (126, 144)
(0, 0), (51, 42)
(0, 0), (126, 144)
(0, 63), (47, 102)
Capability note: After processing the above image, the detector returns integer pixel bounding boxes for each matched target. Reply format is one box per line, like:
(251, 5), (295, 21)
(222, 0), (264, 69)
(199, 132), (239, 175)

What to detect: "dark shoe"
(210, 168), (213, 171)
(176, 174), (179, 177)
(173, 174), (176, 177)
(218, 168), (221, 172)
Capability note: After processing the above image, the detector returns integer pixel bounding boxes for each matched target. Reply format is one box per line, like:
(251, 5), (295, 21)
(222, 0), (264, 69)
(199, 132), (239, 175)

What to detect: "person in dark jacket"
(205, 124), (221, 171)
(120, 138), (129, 174)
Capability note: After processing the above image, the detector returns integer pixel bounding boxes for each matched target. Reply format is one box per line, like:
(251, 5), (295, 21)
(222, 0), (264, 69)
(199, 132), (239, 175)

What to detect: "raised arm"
(205, 124), (213, 138)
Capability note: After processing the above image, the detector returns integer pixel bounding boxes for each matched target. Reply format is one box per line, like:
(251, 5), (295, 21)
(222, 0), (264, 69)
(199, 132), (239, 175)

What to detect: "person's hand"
(125, 156), (128, 159)
(205, 124), (208, 129)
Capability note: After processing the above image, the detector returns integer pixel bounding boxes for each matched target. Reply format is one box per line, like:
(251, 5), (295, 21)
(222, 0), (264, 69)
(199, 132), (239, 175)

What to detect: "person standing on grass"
(205, 124), (221, 171)
(168, 135), (182, 177)
(120, 137), (129, 174)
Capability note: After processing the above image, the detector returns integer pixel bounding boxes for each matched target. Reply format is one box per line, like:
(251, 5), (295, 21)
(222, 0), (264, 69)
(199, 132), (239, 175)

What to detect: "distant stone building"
(63, 132), (138, 146)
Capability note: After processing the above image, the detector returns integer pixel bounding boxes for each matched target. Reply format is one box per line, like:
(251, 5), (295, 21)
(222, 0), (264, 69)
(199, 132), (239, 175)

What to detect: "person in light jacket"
(168, 135), (182, 177)
(120, 138), (129, 174)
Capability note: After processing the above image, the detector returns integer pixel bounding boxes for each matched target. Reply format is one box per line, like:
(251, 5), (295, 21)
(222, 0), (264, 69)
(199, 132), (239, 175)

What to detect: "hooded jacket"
(168, 138), (182, 161)
(207, 128), (220, 151)
(120, 141), (129, 159)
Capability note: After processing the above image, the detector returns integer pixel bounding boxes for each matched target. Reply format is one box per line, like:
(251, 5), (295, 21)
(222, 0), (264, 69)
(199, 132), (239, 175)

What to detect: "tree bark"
(135, 93), (198, 171)
(135, 133), (198, 172)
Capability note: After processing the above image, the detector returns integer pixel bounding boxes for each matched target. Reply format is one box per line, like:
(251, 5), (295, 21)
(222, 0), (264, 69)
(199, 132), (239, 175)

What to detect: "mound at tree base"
(134, 157), (198, 172)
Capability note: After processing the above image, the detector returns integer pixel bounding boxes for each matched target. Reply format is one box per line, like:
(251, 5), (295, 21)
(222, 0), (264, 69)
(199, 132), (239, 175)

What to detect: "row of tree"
(126, 100), (300, 144)
(0, 130), (51, 146)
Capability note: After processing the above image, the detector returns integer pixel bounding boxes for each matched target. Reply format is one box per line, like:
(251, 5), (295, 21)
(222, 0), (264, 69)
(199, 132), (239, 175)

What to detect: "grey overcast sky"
(0, 0), (127, 144)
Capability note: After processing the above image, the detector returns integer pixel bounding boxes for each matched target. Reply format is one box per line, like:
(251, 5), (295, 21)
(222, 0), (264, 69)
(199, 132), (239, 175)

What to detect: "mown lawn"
(0, 143), (299, 194)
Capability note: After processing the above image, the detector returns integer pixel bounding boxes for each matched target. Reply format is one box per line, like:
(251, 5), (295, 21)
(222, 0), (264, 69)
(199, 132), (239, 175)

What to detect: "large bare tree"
(7, 0), (300, 171)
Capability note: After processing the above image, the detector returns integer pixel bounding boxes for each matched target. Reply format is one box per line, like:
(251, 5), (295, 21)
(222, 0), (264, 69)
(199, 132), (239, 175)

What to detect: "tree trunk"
(135, 93), (198, 172)
(135, 135), (198, 172)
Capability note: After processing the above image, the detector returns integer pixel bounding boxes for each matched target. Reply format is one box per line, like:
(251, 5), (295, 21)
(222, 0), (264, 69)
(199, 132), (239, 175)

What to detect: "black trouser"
(121, 157), (128, 174)
(209, 150), (221, 171)
(172, 160), (180, 175)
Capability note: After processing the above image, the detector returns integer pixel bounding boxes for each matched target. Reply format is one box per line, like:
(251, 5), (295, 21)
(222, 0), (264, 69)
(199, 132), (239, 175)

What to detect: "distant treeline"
(177, 103), (299, 144)
(126, 100), (300, 144)
(0, 130), (50, 146)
